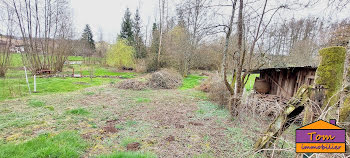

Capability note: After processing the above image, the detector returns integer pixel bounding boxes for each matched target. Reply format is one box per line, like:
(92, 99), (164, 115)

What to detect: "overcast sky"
(70, 0), (350, 43)
(70, 0), (176, 43)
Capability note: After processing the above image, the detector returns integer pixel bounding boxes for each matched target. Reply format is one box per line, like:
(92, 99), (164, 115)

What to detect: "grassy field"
(0, 55), (281, 158)
(1, 54), (137, 101)
(0, 77), (120, 101)
(179, 75), (207, 90)
(0, 83), (295, 157)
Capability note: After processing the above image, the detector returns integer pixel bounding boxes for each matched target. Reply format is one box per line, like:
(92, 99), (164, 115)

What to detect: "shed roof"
(250, 66), (317, 74)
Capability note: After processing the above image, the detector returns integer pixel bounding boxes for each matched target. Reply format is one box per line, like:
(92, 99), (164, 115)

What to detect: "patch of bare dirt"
(126, 142), (141, 151)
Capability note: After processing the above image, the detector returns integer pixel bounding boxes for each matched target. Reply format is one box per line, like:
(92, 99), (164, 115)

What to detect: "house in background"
(251, 66), (317, 98)
(0, 35), (25, 53)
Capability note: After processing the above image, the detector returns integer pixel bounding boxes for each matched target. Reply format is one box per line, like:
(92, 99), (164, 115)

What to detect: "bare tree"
(157, 0), (165, 68)
(4, 0), (74, 74)
(0, 2), (15, 77)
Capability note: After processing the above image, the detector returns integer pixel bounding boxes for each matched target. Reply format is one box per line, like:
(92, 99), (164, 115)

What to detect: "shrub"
(148, 69), (182, 89)
(106, 39), (135, 69)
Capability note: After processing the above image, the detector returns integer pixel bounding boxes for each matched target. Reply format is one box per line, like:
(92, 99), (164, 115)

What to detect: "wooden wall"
(260, 68), (316, 98)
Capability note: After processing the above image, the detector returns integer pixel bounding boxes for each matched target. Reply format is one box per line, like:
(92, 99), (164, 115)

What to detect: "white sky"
(70, 0), (350, 43)
(70, 0), (178, 43)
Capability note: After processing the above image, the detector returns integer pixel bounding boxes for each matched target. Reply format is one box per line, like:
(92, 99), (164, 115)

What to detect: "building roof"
(250, 66), (317, 73)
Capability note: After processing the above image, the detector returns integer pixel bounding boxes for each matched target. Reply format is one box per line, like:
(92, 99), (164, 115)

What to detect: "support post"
(24, 66), (31, 94)
(34, 75), (36, 93)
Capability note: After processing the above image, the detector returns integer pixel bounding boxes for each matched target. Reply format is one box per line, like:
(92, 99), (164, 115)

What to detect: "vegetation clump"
(28, 99), (46, 107)
(66, 108), (90, 115)
(117, 79), (148, 90)
(148, 69), (182, 89)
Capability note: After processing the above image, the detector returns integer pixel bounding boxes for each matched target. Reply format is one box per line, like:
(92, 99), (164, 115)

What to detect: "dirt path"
(0, 85), (256, 157)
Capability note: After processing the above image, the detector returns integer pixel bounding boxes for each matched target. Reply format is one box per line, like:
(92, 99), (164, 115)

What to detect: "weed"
(125, 120), (138, 127)
(97, 151), (157, 158)
(28, 99), (45, 107)
(0, 131), (87, 158)
(135, 97), (151, 103)
(67, 108), (90, 115)
(44, 106), (55, 111)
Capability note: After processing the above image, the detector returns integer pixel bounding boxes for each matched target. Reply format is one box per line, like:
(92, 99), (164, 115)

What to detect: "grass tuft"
(28, 99), (45, 107)
(66, 108), (90, 115)
(0, 131), (87, 158)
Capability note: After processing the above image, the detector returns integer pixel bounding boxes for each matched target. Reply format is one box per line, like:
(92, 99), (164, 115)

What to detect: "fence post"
(34, 75), (36, 93)
(24, 66), (31, 94)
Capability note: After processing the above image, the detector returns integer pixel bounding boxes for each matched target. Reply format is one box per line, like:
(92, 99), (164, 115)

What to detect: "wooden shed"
(251, 66), (317, 98)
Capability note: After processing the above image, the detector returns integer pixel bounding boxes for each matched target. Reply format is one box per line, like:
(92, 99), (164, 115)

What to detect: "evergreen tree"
(133, 9), (146, 58)
(147, 23), (160, 72)
(119, 8), (134, 45)
(81, 24), (96, 51)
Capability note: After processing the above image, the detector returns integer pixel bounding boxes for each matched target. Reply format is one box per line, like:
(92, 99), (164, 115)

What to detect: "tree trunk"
(339, 41), (350, 122)
(254, 85), (311, 151)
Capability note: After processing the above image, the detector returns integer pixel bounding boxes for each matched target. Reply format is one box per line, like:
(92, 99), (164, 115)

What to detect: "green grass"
(68, 56), (84, 61)
(10, 54), (23, 67)
(0, 131), (87, 158)
(83, 67), (136, 78)
(97, 151), (157, 158)
(28, 99), (45, 107)
(66, 108), (90, 115)
(179, 75), (206, 90)
(0, 77), (119, 101)
(66, 65), (136, 78)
